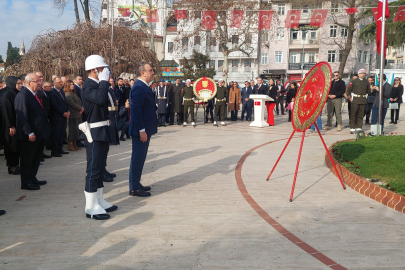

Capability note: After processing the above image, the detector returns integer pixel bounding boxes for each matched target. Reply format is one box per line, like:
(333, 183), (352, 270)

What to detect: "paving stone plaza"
(1, 111), (405, 269)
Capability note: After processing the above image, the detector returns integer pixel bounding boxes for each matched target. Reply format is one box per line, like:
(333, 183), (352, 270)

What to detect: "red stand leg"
(266, 130), (296, 180)
(289, 131), (306, 202)
(314, 123), (346, 189)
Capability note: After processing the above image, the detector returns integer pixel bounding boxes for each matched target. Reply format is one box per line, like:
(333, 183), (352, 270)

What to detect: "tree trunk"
(161, 16), (169, 60)
(147, 0), (155, 53)
(338, 14), (355, 77)
(73, 0), (80, 23)
(223, 52), (229, 84)
(83, 0), (90, 21)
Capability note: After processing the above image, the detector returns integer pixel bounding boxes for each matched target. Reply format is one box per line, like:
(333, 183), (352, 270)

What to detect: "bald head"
(25, 73), (40, 92)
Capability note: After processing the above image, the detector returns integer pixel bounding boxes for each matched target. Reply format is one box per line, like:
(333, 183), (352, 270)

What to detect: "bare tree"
(49, 0), (99, 22)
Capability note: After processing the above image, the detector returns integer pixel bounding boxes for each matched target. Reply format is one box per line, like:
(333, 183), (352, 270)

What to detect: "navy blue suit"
(14, 87), (50, 187)
(113, 86), (123, 107)
(241, 86), (253, 121)
(74, 84), (82, 100)
(128, 79), (157, 191)
(49, 88), (69, 154)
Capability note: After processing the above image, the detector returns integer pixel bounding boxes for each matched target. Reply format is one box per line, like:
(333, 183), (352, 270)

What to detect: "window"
(194, 11), (201, 19)
(182, 37), (188, 50)
(275, 52), (283, 63)
(290, 53), (298, 63)
(210, 37), (216, 52)
(244, 60), (251, 72)
(232, 60), (239, 72)
(331, 3), (339, 13)
(194, 36), (200, 45)
(369, 54), (373, 65)
(245, 34), (252, 46)
(341, 27), (348, 37)
(301, 30), (307, 41)
(308, 52), (315, 63)
(262, 32), (269, 42)
(261, 53), (268, 65)
(218, 60), (224, 72)
(278, 4), (285, 15)
(330, 25), (337, 38)
(300, 52), (305, 63)
(310, 31), (317, 39)
(209, 60), (215, 69)
(276, 28), (284, 40)
(358, 50), (362, 62)
(302, 5), (309, 17)
(363, 51), (368, 63)
(232, 35), (239, 48)
(328, 50), (336, 62)
(339, 51), (342, 62)
(291, 30), (299, 40)
(168, 42), (173, 53)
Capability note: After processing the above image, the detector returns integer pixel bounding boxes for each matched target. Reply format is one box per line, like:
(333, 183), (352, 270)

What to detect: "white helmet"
(85, 55), (108, 71)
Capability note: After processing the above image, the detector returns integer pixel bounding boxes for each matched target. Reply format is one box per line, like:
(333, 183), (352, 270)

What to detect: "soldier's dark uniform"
(181, 85), (195, 123)
(214, 86), (228, 122)
(346, 78), (371, 130)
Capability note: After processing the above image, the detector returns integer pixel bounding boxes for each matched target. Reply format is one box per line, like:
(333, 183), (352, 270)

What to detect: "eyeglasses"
(334, 75), (339, 77)
(394, 79), (400, 81)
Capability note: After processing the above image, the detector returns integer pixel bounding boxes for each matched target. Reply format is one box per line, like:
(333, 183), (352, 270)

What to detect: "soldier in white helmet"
(80, 55), (117, 220)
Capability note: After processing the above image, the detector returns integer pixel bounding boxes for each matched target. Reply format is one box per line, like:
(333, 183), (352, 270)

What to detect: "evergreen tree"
(0, 55), (3, 63)
(5, 42), (21, 68)
(181, 50), (216, 81)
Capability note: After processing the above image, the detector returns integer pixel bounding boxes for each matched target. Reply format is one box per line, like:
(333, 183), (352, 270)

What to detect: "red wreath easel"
(266, 62), (346, 202)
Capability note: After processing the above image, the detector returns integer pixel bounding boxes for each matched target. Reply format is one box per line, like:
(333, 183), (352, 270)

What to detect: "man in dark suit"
(123, 78), (131, 103)
(73, 75), (83, 100)
(241, 81), (253, 121)
(49, 77), (70, 157)
(253, 77), (267, 94)
(113, 78), (124, 107)
(35, 71), (52, 159)
(14, 73), (49, 190)
(128, 62), (157, 197)
(275, 80), (286, 115)
(81, 55), (117, 220)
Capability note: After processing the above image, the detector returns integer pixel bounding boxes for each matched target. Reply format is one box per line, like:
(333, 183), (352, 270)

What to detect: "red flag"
(345, 7), (358, 15)
(230, 10), (244, 28)
(394, 6), (405, 22)
(377, 0), (390, 57)
(202, 11), (216, 30)
(175, 10), (186, 20)
(285, 10), (301, 29)
(147, 9), (159, 22)
(258, 10), (273, 30)
(371, 7), (379, 21)
(309, 9), (328, 27)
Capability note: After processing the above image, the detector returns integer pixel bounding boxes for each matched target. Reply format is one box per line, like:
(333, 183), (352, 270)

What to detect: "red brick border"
(325, 141), (405, 214)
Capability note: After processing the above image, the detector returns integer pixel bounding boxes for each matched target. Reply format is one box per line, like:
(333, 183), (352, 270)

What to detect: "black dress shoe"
(129, 189), (151, 197)
(40, 158), (45, 162)
(105, 171), (116, 178)
(46, 146), (52, 150)
(52, 153), (62, 157)
(103, 175), (114, 182)
(86, 213), (110, 220)
(42, 153), (52, 159)
(105, 205), (118, 212)
(60, 150), (69, 155)
(21, 184), (40, 190)
(126, 135), (131, 139)
(140, 184), (151, 191)
(0, 210), (5, 216)
(8, 167), (20, 175)
(63, 140), (68, 145)
(76, 140), (85, 147)
(120, 137), (126, 141)
(33, 180), (47, 186)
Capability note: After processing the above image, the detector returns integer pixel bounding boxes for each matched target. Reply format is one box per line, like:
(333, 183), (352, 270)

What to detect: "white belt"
(157, 97), (167, 99)
(183, 98), (193, 101)
(108, 107), (118, 111)
(352, 93), (368, 98)
(89, 120), (110, 128)
(215, 98), (226, 102)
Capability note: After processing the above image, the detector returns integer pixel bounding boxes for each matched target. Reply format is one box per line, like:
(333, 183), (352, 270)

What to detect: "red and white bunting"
(394, 6), (405, 22)
(285, 10), (301, 29)
(258, 10), (273, 30)
(230, 10), (244, 28)
(147, 9), (159, 22)
(175, 10), (187, 20)
(345, 7), (358, 15)
(202, 11), (216, 30)
(309, 9), (328, 27)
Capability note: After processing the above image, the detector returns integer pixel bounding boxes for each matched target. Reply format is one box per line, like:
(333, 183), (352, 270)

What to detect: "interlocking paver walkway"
(1, 111), (405, 269)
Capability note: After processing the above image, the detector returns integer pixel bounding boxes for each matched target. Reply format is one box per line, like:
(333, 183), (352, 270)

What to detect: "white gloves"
(98, 67), (110, 81)
(166, 104), (168, 108)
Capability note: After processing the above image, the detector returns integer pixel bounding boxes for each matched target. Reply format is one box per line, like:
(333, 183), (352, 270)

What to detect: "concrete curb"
(325, 140), (405, 214)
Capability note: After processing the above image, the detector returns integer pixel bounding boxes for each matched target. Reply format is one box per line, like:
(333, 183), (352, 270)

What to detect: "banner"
(309, 9), (328, 27)
(230, 10), (244, 28)
(202, 11), (216, 30)
(372, 7), (379, 21)
(377, 0), (389, 57)
(175, 10), (187, 20)
(258, 10), (273, 30)
(345, 7), (358, 15)
(285, 10), (301, 29)
(147, 9), (159, 22)
(394, 6), (405, 22)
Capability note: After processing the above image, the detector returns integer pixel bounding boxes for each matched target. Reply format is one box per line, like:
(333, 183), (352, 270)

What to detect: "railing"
(289, 63), (316, 70)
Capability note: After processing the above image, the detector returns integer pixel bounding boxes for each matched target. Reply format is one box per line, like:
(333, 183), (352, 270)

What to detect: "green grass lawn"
(332, 136), (405, 196)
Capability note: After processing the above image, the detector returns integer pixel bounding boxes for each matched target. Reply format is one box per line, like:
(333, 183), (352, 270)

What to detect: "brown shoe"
(324, 126), (332, 130)
(337, 125), (342, 131)
(68, 141), (77, 151)
(73, 141), (82, 150)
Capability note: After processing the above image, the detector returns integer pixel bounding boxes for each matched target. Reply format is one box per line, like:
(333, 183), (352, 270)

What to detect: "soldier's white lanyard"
(107, 92), (115, 110)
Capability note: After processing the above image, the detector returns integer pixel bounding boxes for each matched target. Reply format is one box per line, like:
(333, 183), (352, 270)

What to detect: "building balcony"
(288, 63), (316, 70)
(289, 39), (319, 49)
